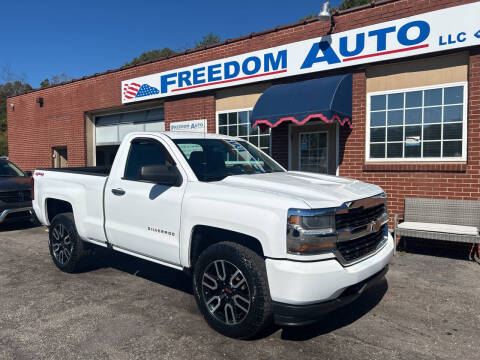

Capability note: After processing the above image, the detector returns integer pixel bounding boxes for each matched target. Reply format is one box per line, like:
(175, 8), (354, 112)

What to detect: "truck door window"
(124, 139), (174, 181)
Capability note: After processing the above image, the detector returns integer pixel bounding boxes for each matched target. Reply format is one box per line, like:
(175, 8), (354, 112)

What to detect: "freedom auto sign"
(122, 2), (480, 103)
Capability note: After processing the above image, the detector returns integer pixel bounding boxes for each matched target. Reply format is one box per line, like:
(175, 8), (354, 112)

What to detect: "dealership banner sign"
(122, 2), (480, 103)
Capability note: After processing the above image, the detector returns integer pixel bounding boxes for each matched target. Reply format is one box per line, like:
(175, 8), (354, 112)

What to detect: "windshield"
(173, 138), (284, 182)
(0, 161), (25, 177)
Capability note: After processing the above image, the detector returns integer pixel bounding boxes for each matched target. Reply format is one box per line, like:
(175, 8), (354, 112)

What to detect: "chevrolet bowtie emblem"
(370, 218), (383, 232)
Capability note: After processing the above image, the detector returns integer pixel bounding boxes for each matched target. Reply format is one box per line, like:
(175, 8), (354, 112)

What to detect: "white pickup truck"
(32, 131), (393, 338)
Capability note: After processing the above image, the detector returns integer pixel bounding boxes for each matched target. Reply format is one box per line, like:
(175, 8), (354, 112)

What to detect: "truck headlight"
(287, 209), (336, 255)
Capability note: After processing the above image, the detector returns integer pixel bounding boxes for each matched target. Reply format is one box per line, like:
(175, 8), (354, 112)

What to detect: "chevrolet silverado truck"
(32, 131), (394, 339)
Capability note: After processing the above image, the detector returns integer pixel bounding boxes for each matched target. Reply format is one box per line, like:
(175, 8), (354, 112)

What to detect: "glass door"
(299, 132), (328, 174)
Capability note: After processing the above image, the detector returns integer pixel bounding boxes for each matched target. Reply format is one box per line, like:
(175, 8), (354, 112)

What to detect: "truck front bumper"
(266, 233), (394, 326)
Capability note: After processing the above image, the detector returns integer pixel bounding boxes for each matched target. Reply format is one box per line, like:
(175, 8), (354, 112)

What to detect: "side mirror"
(24, 170), (33, 177)
(139, 165), (182, 187)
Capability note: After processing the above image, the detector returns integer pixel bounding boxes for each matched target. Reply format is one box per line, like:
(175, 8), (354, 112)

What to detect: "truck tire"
(193, 241), (273, 339)
(48, 213), (91, 273)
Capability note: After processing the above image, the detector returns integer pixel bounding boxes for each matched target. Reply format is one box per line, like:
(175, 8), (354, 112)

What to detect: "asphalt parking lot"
(0, 223), (479, 360)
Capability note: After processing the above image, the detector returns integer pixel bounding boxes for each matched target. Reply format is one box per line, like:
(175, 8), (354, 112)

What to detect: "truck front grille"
(0, 190), (31, 203)
(336, 227), (386, 263)
(335, 203), (386, 230)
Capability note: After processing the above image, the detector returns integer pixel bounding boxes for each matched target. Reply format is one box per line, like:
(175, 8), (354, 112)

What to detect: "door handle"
(112, 188), (126, 196)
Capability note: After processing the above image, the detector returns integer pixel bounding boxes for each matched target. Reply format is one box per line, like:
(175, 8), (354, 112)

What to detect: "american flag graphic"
(123, 82), (160, 100)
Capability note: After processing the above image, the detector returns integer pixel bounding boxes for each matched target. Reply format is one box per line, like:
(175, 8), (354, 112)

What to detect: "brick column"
(338, 70), (366, 179)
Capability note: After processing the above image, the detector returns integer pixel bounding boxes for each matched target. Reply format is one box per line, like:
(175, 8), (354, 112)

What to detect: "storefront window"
(217, 110), (271, 154)
(367, 83), (466, 161)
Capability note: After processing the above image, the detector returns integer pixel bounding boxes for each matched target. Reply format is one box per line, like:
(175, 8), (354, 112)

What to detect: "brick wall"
(164, 95), (215, 132)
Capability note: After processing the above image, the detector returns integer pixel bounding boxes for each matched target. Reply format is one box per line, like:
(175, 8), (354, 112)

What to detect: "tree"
(0, 80), (33, 155)
(40, 73), (72, 88)
(339, 0), (370, 10)
(123, 48), (176, 68)
(194, 33), (221, 49)
(299, 14), (315, 22)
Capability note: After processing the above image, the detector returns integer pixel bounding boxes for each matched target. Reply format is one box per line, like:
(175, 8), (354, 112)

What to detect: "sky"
(1, 0), (343, 88)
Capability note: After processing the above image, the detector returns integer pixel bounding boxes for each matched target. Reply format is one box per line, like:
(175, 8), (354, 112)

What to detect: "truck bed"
(37, 166), (111, 176)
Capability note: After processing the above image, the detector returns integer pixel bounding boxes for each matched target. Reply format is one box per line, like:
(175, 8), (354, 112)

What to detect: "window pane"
(238, 124), (248, 137)
(218, 126), (227, 135)
(122, 111), (147, 123)
(124, 140), (169, 180)
(228, 125), (238, 137)
(371, 95), (386, 111)
(144, 121), (165, 132)
(371, 111), (386, 127)
(146, 108), (164, 122)
(423, 142), (441, 157)
(370, 128), (385, 142)
(260, 136), (269, 148)
(405, 125), (421, 139)
(238, 111), (249, 125)
(118, 123), (144, 141)
(423, 124), (441, 140)
(387, 143), (402, 158)
(443, 105), (463, 123)
(388, 93), (404, 109)
(387, 127), (403, 141)
(249, 136), (259, 147)
(424, 107), (442, 123)
(250, 125), (259, 135)
(444, 86), (463, 105)
(443, 123), (462, 139)
(405, 91), (422, 108)
(218, 113), (228, 126)
(405, 143), (421, 158)
(424, 89), (442, 106)
(370, 143), (385, 158)
(405, 108), (422, 124)
(443, 141), (462, 157)
(387, 110), (403, 126)
(228, 112), (238, 125)
(96, 125), (118, 144)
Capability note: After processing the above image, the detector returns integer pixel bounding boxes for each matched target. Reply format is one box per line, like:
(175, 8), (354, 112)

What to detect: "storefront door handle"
(112, 188), (126, 196)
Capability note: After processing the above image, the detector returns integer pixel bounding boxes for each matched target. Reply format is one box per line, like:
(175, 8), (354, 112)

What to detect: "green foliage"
(338, 0), (371, 10)
(123, 48), (177, 68)
(40, 73), (72, 88)
(299, 14), (315, 22)
(194, 33), (221, 49)
(124, 33), (222, 68)
(0, 80), (33, 156)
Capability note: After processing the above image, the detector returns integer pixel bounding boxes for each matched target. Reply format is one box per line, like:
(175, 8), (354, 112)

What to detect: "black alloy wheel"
(48, 213), (91, 273)
(193, 241), (273, 339)
(201, 259), (251, 325)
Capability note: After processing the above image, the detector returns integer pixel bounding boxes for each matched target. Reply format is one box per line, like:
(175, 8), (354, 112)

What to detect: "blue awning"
(251, 74), (352, 129)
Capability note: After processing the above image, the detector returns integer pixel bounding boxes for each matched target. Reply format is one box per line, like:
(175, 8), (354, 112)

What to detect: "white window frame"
(365, 81), (468, 162)
(215, 107), (272, 154)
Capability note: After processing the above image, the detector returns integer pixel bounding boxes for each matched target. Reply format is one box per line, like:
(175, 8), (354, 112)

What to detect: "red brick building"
(7, 0), (480, 221)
